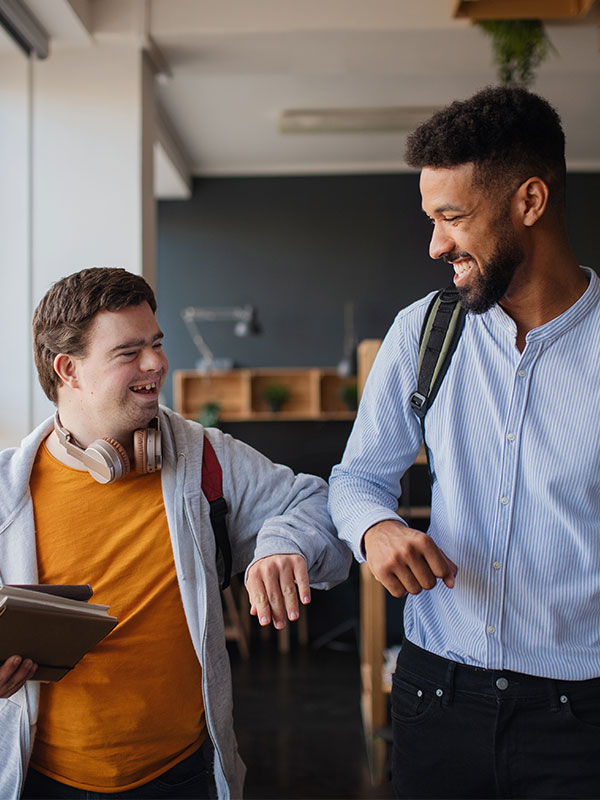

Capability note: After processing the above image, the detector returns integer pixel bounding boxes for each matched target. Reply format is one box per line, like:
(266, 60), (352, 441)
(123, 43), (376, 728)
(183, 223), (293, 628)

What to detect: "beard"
(444, 221), (524, 315)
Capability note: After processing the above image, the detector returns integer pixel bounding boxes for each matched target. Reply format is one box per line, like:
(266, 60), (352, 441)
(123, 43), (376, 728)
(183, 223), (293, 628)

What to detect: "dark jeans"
(22, 739), (214, 800)
(392, 640), (600, 800)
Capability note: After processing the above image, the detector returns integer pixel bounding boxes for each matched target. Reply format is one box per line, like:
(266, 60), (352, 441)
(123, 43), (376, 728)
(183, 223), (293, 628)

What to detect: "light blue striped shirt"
(329, 267), (600, 680)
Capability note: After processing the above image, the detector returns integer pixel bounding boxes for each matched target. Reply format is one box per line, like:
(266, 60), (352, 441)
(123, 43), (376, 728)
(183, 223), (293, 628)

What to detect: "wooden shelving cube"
(173, 367), (357, 421)
(250, 369), (320, 418)
(173, 370), (251, 420)
(320, 371), (358, 417)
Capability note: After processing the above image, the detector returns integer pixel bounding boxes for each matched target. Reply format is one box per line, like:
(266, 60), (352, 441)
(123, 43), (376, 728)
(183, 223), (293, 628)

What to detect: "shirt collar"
(483, 267), (599, 343)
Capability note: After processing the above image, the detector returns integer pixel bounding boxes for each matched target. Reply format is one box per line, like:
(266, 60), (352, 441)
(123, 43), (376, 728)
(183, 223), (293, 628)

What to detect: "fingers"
(0, 656), (37, 699)
(364, 520), (457, 597)
(246, 554), (310, 630)
(292, 558), (311, 608)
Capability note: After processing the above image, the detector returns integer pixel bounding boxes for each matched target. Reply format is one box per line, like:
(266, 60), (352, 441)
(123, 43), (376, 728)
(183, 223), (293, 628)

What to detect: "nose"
(140, 346), (167, 373)
(429, 222), (454, 260)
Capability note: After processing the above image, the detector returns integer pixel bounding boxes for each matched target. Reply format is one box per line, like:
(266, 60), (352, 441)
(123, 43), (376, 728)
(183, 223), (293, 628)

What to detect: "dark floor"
(229, 626), (394, 800)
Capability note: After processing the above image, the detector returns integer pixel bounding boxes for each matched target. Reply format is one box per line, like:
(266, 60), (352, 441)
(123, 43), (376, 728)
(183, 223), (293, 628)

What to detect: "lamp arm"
(182, 314), (215, 366)
(181, 305), (253, 323)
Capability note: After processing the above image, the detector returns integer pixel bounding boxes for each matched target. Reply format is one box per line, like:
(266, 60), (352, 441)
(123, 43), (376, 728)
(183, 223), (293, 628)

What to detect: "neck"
(52, 406), (136, 462)
(498, 240), (586, 350)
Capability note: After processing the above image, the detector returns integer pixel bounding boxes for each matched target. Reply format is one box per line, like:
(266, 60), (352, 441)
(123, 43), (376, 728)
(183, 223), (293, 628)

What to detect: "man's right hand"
(364, 519), (457, 598)
(0, 656), (37, 698)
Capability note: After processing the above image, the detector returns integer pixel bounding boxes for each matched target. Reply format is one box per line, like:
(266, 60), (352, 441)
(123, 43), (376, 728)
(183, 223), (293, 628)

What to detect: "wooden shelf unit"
(357, 340), (430, 785)
(173, 368), (357, 422)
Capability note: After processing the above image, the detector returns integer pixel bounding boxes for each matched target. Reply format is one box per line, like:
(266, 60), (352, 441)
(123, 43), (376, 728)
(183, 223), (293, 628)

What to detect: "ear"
(514, 177), (550, 228)
(53, 353), (80, 390)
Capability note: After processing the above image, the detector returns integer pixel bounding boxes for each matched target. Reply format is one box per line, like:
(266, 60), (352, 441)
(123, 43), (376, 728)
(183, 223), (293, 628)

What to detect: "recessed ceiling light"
(279, 106), (443, 134)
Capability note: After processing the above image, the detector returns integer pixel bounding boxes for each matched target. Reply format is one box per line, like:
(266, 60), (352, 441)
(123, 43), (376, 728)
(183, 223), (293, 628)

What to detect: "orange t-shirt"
(28, 441), (206, 792)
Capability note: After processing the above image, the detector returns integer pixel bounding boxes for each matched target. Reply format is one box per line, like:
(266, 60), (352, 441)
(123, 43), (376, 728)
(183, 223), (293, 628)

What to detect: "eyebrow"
(109, 331), (164, 354)
(424, 203), (465, 216)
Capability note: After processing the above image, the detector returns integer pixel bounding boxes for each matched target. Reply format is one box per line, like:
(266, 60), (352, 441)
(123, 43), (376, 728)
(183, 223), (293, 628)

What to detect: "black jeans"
(392, 640), (600, 799)
(22, 739), (214, 800)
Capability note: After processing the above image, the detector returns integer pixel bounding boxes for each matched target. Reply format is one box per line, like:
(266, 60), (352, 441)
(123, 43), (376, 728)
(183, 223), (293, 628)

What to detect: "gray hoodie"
(0, 407), (351, 799)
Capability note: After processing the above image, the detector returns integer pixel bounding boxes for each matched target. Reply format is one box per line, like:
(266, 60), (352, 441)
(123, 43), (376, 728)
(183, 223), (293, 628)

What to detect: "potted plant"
(477, 19), (555, 89)
(261, 382), (291, 413)
(198, 401), (221, 428)
(340, 382), (358, 412)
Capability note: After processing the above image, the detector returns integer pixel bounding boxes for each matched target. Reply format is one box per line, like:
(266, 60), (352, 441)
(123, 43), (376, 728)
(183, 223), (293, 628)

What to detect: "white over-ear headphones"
(53, 412), (162, 484)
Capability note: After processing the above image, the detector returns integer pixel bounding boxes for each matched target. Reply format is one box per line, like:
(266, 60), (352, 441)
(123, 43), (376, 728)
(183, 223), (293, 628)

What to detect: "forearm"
(250, 480), (351, 588)
(328, 468), (407, 561)
(328, 316), (424, 560)
(212, 430), (350, 585)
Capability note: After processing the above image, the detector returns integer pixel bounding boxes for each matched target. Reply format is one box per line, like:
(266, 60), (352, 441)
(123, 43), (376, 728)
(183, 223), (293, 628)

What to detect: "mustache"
(442, 251), (472, 263)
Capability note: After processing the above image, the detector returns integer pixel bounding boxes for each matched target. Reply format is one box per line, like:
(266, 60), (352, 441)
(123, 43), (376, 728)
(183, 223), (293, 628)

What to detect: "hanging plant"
(477, 19), (556, 89)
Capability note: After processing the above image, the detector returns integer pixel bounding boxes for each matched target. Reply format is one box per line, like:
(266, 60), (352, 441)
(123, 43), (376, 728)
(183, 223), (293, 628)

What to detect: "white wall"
(0, 41), (156, 445)
(0, 46), (33, 449)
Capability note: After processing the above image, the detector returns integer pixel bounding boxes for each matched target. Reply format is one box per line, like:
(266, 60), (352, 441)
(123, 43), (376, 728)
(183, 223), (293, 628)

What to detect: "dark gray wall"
(157, 172), (600, 408)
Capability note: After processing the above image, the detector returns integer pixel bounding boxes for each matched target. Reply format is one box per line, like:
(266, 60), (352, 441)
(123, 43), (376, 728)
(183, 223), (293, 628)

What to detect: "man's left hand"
(245, 554), (311, 629)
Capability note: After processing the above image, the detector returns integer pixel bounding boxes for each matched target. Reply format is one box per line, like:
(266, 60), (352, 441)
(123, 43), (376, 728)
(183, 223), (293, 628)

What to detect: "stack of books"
(0, 584), (118, 681)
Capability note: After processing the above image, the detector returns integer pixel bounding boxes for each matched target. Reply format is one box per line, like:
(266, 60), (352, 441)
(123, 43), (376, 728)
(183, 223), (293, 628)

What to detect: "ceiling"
(14, 0), (600, 194)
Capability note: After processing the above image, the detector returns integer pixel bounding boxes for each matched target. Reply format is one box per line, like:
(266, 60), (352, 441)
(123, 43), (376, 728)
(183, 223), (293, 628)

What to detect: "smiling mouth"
(451, 258), (476, 277)
(130, 381), (158, 395)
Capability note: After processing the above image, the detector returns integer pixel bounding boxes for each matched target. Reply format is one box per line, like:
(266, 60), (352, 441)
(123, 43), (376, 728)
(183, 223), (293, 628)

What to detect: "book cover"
(0, 584), (118, 682)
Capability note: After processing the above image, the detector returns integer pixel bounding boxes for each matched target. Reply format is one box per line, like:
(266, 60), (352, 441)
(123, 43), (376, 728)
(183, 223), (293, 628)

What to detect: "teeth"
(131, 382), (157, 392)
(453, 259), (475, 276)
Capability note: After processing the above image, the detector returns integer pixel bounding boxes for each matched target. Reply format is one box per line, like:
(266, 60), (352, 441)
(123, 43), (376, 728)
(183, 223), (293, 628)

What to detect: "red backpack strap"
(201, 435), (231, 590)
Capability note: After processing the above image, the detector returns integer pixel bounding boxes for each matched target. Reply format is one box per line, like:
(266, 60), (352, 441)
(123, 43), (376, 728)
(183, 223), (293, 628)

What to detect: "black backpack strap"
(201, 434), (232, 591)
(410, 285), (466, 420)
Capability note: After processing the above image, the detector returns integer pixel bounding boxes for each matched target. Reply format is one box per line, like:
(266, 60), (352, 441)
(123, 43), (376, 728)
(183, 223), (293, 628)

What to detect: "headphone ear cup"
(87, 438), (131, 483)
(133, 426), (162, 474)
(133, 428), (148, 475)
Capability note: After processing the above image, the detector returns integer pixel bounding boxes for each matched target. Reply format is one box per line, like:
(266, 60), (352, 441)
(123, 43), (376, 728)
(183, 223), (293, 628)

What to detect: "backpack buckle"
(410, 391), (427, 418)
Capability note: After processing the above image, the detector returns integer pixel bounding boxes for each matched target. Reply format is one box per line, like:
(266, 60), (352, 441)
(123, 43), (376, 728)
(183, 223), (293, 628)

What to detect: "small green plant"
(262, 382), (291, 412)
(477, 19), (556, 89)
(198, 401), (221, 428)
(340, 382), (358, 411)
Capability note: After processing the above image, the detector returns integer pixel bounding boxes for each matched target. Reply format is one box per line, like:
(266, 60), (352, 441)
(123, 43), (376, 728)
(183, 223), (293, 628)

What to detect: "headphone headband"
(53, 412), (161, 484)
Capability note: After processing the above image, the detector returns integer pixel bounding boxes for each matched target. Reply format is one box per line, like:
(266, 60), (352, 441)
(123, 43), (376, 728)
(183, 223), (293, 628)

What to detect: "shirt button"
(500, 496), (509, 505)
(518, 369), (526, 378)
(487, 625), (496, 635)
(496, 677), (509, 690)
(507, 432), (516, 441)
(493, 561), (501, 570)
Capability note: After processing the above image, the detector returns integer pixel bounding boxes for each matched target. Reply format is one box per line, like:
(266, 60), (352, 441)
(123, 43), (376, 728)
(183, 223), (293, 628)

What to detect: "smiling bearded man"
(329, 86), (600, 800)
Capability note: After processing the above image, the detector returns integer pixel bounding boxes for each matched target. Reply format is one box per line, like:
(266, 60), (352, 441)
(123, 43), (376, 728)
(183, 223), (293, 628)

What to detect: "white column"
(28, 43), (156, 427)
(0, 43), (33, 448)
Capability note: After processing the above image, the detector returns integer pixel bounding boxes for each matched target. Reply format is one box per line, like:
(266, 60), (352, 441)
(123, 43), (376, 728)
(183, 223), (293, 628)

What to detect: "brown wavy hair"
(33, 267), (156, 403)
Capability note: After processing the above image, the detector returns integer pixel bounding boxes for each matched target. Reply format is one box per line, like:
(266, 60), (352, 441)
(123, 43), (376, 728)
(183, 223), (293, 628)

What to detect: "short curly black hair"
(405, 86), (566, 207)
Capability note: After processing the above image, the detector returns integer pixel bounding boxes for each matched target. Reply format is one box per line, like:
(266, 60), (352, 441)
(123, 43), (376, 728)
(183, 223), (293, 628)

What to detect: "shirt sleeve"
(328, 302), (427, 562)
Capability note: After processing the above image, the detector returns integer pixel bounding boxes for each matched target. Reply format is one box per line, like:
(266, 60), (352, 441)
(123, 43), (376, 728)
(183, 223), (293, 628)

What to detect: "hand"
(0, 656), (37, 698)
(364, 520), (457, 598)
(246, 554), (311, 630)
